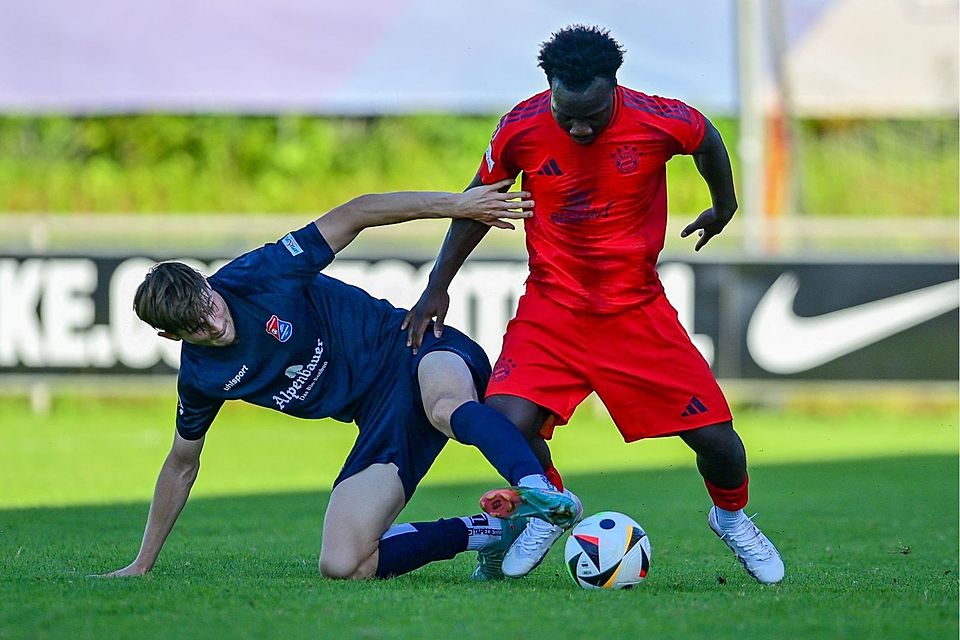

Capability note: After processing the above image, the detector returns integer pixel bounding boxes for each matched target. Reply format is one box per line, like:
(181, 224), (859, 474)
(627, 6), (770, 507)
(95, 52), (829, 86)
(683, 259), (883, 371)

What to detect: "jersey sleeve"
(625, 92), (706, 156)
(476, 116), (521, 184)
(175, 376), (223, 441)
(211, 223), (335, 292)
(653, 97), (706, 155)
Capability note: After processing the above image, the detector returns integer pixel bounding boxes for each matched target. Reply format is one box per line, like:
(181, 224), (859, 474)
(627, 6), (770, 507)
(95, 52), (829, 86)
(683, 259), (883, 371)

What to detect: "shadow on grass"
(0, 456), (956, 640)
(1, 454), (956, 581)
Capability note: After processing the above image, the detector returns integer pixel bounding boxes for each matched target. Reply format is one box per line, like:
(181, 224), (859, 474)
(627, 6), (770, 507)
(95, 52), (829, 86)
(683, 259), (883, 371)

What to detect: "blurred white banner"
(1, 0), (956, 115)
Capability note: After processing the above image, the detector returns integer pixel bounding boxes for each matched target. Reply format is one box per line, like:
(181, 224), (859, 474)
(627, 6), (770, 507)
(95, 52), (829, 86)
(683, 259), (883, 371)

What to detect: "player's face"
(176, 289), (237, 347)
(550, 77), (616, 145)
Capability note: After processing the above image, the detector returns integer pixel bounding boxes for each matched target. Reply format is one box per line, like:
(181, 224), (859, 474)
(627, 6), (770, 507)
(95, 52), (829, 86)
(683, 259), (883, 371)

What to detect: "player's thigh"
(486, 292), (592, 428)
(591, 296), (731, 440)
(320, 463), (406, 579)
(417, 350), (478, 438)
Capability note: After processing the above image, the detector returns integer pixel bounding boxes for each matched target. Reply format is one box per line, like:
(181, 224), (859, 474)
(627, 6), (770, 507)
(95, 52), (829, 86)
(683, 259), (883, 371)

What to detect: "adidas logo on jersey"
(681, 396), (709, 417)
(536, 158), (563, 176)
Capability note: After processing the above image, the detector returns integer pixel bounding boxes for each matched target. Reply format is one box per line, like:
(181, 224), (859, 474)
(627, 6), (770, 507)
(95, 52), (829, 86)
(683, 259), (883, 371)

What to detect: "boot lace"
(719, 513), (774, 561)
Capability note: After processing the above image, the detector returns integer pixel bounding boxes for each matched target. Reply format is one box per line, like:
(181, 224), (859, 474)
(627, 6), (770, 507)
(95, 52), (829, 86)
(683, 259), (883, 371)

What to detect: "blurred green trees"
(0, 115), (955, 216)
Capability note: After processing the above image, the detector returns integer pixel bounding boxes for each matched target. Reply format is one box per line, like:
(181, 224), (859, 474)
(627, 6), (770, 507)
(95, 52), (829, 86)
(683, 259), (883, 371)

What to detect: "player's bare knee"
(426, 397), (465, 438)
(318, 551), (363, 580)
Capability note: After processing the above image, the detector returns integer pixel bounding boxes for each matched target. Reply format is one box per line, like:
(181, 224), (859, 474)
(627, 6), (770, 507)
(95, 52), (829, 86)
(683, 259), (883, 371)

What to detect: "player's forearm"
(130, 455), (199, 572)
(337, 192), (463, 229)
(313, 192), (464, 254)
(316, 183), (528, 254)
(694, 123), (738, 218)
(424, 174), (494, 290)
(426, 219), (491, 291)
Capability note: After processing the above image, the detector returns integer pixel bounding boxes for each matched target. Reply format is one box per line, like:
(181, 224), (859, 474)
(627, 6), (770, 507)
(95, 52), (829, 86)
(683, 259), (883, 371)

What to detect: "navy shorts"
(334, 324), (492, 502)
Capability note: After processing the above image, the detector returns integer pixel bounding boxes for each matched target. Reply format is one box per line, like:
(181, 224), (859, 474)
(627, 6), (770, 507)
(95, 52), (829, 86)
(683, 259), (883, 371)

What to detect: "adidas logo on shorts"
(681, 396), (709, 417)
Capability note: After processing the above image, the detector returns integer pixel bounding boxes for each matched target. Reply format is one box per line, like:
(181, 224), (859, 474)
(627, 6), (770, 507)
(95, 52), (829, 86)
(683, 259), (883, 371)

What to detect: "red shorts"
(486, 288), (732, 442)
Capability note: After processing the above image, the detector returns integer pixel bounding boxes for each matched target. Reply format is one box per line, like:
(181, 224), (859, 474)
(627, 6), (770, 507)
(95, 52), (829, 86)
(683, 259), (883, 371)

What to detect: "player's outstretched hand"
(92, 563), (148, 578)
(401, 285), (450, 354)
(453, 178), (534, 230)
(680, 206), (733, 251)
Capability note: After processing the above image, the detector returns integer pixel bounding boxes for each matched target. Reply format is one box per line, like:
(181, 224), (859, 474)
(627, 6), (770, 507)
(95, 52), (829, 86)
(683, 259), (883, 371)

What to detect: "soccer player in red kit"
(403, 25), (784, 584)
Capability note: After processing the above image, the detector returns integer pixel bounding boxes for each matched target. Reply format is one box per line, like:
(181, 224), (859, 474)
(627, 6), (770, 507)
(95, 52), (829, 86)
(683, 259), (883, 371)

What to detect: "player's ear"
(158, 331), (181, 341)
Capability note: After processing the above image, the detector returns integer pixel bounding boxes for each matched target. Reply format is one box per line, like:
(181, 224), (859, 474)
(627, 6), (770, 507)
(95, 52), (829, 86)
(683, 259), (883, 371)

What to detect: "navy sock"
(375, 518), (469, 579)
(450, 401), (544, 485)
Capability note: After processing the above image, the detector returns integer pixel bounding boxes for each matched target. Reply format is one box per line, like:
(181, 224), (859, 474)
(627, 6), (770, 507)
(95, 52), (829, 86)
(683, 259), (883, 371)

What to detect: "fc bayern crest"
(613, 145), (640, 174)
(265, 314), (293, 342)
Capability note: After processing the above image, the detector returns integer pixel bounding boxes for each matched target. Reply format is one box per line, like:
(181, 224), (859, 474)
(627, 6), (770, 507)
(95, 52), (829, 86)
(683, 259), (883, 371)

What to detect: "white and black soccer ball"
(564, 511), (652, 590)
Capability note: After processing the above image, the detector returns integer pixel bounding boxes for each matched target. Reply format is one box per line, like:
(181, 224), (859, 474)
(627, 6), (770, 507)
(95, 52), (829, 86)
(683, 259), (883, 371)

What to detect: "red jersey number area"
(478, 86), (706, 313)
(486, 289), (732, 441)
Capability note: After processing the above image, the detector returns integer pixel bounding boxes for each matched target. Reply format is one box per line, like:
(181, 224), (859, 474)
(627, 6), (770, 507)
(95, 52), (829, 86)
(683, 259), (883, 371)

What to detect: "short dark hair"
(134, 262), (214, 334)
(538, 25), (625, 91)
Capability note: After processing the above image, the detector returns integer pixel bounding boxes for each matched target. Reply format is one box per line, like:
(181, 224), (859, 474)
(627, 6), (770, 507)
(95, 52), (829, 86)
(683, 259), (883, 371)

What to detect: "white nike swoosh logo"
(747, 273), (959, 374)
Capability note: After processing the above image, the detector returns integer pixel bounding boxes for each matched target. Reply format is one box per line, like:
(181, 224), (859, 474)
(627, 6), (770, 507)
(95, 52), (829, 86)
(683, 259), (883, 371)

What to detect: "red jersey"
(477, 86), (706, 313)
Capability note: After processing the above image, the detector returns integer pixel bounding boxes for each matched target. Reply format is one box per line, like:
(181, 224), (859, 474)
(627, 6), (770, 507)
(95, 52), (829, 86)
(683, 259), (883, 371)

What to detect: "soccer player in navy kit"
(99, 181), (579, 581)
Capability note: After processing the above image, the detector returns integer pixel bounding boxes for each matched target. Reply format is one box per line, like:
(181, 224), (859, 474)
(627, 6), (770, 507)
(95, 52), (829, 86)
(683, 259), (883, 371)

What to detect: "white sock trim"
(380, 523), (417, 541)
(461, 514), (503, 550)
(716, 507), (747, 529)
(517, 473), (556, 491)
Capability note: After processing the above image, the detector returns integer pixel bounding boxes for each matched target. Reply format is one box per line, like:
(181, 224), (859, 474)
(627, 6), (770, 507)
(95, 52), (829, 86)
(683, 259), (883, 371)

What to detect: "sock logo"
(681, 396), (709, 417)
(469, 514), (489, 527)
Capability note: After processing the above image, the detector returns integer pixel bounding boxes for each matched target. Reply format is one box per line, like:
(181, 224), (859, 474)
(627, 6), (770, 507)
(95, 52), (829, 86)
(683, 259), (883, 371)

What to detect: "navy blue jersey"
(175, 223), (407, 440)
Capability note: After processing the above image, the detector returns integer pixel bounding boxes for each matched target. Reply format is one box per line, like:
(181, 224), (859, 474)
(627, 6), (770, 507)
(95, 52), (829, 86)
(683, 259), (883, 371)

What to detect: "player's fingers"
(413, 318), (430, 352)
(506, 190), (532, 200)
(434, 312), (447, 338)
(489, 178), (515, 191)
(412, 317), (431, 353)
(501, 199), (534, 211)
(400, 310), (413, 332)
(488, 219), (516, 230)
(499, 208), (532, 219)
(406, 315), (426, 348)
(695, 231), (713, 251)
(680, 220), (701, 237)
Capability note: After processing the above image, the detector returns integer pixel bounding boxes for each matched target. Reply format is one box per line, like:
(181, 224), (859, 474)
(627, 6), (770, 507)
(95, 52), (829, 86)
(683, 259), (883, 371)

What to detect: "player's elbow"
(335, 195), (377, 225)
(320, 198), (371, 242)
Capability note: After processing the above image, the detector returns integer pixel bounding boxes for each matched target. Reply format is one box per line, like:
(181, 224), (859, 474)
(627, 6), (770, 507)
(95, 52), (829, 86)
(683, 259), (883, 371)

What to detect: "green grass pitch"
(1, 396), (957, 639)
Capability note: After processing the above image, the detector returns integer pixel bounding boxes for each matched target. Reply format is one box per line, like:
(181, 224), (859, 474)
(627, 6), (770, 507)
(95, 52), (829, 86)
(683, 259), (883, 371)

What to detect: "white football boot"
(708, 506), (784, 584)
(502, 489), (582, 578)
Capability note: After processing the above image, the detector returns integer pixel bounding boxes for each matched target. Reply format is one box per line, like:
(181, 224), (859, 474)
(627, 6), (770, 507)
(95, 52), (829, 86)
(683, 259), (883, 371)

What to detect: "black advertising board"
(0, 255), (956, 380)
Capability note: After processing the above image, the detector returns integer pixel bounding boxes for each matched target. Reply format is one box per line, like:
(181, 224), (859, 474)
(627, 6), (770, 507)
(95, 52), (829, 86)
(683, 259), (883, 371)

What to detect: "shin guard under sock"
(375, 518), (469, 579)
(450, 401), (544, 484)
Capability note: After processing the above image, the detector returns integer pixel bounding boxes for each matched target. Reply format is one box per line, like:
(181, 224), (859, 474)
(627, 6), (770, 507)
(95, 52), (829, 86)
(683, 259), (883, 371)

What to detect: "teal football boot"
(480, 486), (582, 528)
(471, 517), (529, 581)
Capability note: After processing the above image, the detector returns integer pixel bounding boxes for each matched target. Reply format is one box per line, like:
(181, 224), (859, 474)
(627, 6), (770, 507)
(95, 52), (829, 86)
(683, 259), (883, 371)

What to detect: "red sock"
(705, 474), (749, 511)
(545, 464), (564, 491)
